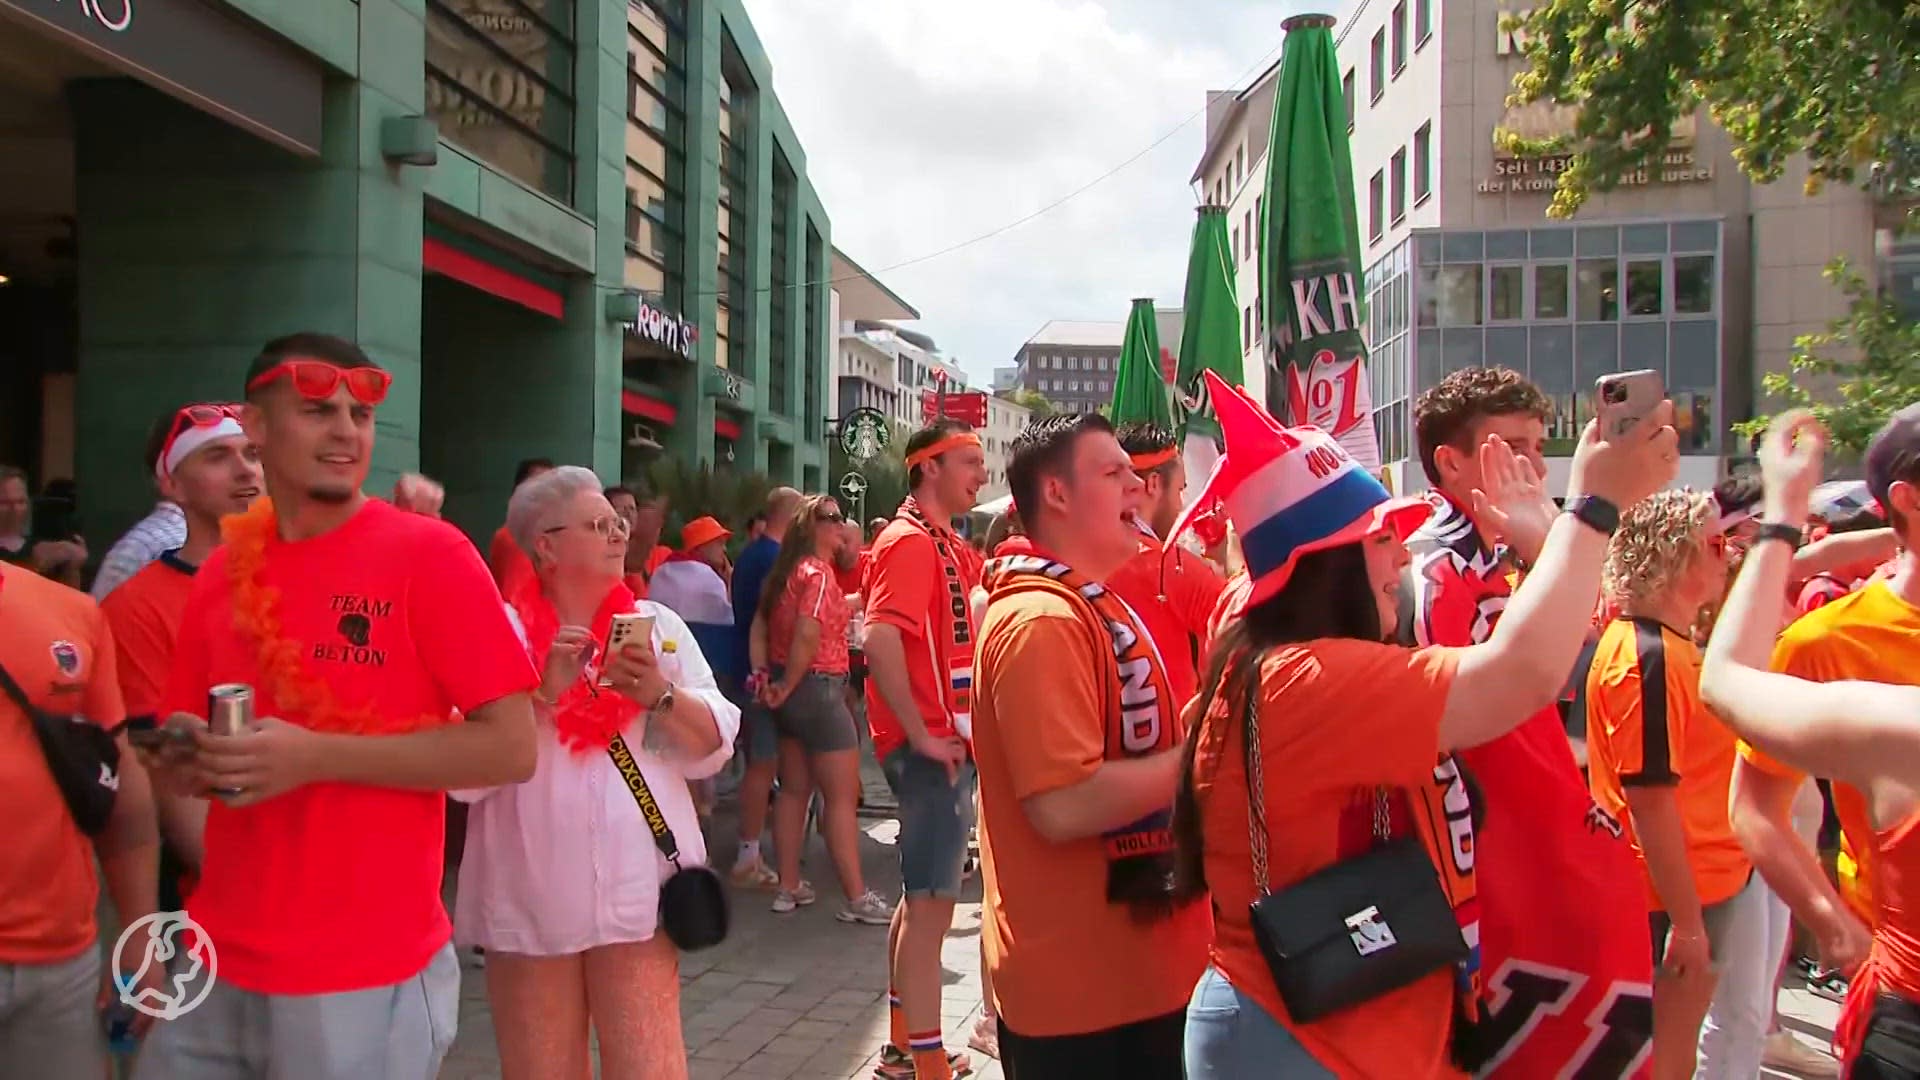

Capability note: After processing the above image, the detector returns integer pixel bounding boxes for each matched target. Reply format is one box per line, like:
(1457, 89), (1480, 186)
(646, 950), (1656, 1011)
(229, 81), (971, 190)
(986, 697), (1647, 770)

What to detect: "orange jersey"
(863, 518), (980, 759)
(0, 564), (125, 963)
(973, 585), (1211, 1036)
(1585, 618), (1750, 909)
(1192, 639), (1467, 1078)
(100, 552), (197, 719)
(1104, 533), (1224, 711)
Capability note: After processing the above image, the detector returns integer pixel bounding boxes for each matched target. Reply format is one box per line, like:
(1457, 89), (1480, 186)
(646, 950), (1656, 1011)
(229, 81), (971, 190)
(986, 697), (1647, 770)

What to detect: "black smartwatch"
(1752, 521), (1807, 550)
(1565, 495), (1621, 536)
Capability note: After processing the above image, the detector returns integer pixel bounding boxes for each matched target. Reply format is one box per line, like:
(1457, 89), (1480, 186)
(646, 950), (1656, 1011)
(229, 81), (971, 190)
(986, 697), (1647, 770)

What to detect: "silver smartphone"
(598, 612), (655, 687)
(1595, 369), (1664, 440)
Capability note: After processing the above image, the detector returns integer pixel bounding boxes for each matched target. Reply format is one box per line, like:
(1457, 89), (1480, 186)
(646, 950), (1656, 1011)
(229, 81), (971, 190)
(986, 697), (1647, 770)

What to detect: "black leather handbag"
(1240, 687), (1466, 1024)
(608, 732), (730, 951)
(0, 660), (119, 836)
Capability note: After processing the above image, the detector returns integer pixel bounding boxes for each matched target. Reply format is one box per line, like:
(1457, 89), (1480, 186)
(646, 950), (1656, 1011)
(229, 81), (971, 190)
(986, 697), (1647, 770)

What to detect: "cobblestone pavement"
(438, 753), (1003, 1080)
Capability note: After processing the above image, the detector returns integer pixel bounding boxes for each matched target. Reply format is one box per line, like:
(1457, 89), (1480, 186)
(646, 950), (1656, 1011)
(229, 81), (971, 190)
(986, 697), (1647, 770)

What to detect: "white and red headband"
(157, 416), (245, 482)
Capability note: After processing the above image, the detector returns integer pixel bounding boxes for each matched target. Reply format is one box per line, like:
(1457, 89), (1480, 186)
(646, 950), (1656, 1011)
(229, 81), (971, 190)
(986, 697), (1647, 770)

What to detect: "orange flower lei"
(222, 497), (448, 734)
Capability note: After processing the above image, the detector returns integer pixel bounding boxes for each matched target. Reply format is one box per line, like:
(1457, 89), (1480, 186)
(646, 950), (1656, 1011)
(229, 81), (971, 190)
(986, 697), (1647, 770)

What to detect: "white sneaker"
(836, 890), (893, 925)
(1762, 1029), (1838, 1078)
(771, 882), (816, 913)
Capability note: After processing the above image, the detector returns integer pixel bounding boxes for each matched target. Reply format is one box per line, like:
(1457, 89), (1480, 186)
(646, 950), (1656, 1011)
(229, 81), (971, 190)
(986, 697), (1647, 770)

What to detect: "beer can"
(207, 684), (253, 799)
(208, 684), (254, 737)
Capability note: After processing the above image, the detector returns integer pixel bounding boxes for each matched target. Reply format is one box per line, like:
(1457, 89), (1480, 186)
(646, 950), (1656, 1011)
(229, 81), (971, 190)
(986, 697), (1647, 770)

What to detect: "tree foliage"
(644, 458), (773, 549)
(1506, 0), (1919, 217)
(1003, 388), (1058, 418)
(1733, 259), (1920, 457)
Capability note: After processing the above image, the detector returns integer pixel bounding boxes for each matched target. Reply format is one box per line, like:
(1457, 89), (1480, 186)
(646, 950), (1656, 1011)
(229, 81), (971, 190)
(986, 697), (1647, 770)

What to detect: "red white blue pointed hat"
(1168, 370), (1433, 608)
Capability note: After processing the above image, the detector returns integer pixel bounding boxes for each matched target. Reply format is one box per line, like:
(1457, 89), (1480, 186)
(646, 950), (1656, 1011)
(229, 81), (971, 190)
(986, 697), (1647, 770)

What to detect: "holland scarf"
(897, 496), (980, 740)
(983, 551), (1184, 921)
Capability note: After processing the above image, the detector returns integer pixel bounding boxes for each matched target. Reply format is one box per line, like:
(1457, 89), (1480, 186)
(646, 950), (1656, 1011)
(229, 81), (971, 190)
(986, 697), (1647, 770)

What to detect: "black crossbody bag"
(0, 660), (120, 835)
(607, 732), (729, 951)
(1240, 685), (1465, 1023)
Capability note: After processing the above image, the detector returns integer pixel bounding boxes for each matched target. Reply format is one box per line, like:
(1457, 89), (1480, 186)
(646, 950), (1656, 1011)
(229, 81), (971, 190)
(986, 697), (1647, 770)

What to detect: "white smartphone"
(1595, 369), (1665, 440)
(598, 612), (655, 686)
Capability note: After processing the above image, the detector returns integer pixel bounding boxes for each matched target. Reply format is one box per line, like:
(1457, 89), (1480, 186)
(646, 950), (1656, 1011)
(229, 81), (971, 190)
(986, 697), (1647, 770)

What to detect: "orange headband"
(906, 432), (981, 471)
(1129, 447), (1178, 472)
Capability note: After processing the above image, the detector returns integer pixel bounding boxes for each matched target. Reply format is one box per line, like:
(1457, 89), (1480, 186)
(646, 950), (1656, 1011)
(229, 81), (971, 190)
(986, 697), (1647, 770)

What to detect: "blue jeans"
(1184, 967), (1336, 1079)
(880, 747), (976, 899)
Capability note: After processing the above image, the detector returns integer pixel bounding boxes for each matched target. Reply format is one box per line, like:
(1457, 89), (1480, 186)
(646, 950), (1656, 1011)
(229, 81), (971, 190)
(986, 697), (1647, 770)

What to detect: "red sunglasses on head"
(247, 359), (392, 405)
(167, 402), (243, 441)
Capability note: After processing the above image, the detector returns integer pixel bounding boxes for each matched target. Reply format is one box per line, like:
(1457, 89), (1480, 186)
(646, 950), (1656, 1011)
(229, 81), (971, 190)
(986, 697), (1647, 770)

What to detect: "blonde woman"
(1583, 489), (1764, 1078)
(454, 467), (739, 1080)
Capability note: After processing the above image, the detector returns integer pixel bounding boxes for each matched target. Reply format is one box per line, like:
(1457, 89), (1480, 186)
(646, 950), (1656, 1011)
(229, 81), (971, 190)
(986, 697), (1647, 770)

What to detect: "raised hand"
(1469, 434), (1557, 562)
(1758, 410), (1827, 527)
(539, 626), (596, 701)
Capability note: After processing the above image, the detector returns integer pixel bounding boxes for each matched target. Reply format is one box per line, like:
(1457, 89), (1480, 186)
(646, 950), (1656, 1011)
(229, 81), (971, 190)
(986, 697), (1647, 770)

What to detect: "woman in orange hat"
(1170, 372), (1679, 1078)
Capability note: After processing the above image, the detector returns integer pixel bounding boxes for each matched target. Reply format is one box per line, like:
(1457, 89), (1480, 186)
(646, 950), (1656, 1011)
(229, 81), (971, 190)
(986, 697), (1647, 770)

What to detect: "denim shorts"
(1184, 967), (1336, 1079)
(772, 671), (860, 754)
(881, 746), (976, 899)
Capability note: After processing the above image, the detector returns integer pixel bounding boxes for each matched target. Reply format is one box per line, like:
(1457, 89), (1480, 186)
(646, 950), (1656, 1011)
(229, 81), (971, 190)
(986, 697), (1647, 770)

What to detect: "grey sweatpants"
(0, 946), (109, 1079)
(133, 943), (459, 1080)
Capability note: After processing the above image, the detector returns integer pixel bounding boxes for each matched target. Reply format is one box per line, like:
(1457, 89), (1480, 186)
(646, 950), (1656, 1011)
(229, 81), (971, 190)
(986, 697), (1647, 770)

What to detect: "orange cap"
(680, 515), (731, 552)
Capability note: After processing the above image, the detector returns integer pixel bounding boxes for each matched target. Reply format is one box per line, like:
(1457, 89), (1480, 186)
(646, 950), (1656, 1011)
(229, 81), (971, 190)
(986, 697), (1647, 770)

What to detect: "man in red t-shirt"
(1401, 367), (1654, 1076)
(866, 419), (987, 1080)
(134, 333), (538, 1080)
(1109, 422), (1225, 709)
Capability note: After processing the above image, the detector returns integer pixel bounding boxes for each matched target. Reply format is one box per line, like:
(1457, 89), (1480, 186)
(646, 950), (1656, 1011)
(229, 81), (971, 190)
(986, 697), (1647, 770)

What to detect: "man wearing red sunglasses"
(136, 333), (539, 1080)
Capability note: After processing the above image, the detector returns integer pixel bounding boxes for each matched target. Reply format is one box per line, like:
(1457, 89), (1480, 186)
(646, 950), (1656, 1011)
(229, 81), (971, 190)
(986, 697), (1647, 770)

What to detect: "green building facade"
(0, 0), (830, 551)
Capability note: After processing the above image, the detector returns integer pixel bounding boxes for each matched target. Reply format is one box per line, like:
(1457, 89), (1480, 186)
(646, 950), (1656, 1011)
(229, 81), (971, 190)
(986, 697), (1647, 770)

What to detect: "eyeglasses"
(545, 515), (632, 541)
(246, 360), (392, 405)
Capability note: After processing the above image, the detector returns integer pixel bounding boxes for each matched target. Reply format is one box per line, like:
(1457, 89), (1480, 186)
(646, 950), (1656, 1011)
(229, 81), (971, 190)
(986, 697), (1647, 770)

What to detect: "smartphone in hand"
(597, 612), (655, 686)
(1595, 369), (1665, 440)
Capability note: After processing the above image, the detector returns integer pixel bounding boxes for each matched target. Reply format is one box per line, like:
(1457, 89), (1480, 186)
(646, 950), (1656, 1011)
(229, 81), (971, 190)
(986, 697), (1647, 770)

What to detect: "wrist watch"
(1565, 495), (1622, 536)
(1752, 520), (1807, 549)
(649, 685), (677, 718)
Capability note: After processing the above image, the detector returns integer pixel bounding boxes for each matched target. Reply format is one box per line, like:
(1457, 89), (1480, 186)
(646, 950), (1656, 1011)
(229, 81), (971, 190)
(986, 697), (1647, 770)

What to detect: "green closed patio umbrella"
(1260, 13), (1379, 467)
(1173, 205), (1244, 494)
(1109, 297), (1174, 428)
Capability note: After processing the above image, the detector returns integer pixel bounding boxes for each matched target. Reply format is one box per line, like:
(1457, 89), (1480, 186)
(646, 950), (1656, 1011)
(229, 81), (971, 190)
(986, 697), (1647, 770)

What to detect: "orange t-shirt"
(101, 552), (197, 719)
(1743, 582), (1920, 995)
(1585, 618), (1750, 909)
(489, 525), (534, 597)
(863, 520), (980, 760)
(0, 563), (126, 963)
(769, 556), (851, 675)
(973, 587), (1211, 1036)
(1192, 639), (1464, 1079)
(1105, 534), (1225, 709)
(164, 500), (538, 994)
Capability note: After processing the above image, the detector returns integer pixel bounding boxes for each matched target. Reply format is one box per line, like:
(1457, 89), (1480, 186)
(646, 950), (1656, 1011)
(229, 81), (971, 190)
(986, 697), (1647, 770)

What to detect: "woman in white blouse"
(455, 466), (740, 1080)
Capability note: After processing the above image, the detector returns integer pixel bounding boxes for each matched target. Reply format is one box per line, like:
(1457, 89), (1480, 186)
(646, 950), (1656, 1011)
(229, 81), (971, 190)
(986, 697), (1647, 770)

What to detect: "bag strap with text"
(607, 732), (682, 866)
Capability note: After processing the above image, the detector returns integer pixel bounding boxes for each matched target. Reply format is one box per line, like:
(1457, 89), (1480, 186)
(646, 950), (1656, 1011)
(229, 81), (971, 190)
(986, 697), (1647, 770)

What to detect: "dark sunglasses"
(817, 511), (846, 525)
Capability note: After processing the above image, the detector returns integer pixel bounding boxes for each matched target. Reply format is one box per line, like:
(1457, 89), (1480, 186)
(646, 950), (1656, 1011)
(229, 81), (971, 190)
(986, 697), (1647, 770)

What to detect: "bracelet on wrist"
(1751, 520), (1807, 550)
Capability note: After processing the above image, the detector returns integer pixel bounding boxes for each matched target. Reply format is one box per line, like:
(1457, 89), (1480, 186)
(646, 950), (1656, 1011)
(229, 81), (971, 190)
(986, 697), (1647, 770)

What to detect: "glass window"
(1370, 31), (1386, 100)
(1674, 389), (1715, 452)
(1530, 228), (1573, 258)
(1417, 329), (1443, 387)
(1625, 260), (1664, 316)
(1416, 0), (1432, 42)
(1623, 224), (1667, 254)
(1391, 1), (1407, 72)
(1343, 70), (1356, 129)
(1671, 221), (1719, 254)
(1621, 321), (1667, 378)
(1529, 325), (1574, 393)
(1369, 171), (1384, 241)
(1442, 329), (1484, 373)
(1576, 227), (1619, 257)
(1485, 230), (1527, 260)
(1442, 232), (1484, 262)
(1575, 324), (1619, 385)
(1533, 264), (1570, 319)
(1413, 123), (1431, 202)
(1669, 319), (1717, 389)
(1390, 149), (1406, 223)
(1674, 255), (1715, 314)
(1576, 259), (1619, 321)
(1487, 326), (1527, 369)
(1437, 266), (1482, 326)
(1489, 265), (1523, 321)
(426, 0), (579, 204)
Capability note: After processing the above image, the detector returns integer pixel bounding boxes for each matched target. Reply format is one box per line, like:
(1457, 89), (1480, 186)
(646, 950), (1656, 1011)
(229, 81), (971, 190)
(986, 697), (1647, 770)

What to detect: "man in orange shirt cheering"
(1108, 422), (1224, 708)
(866, 418), (987, 1080)
(974, 413), (1209, 1077)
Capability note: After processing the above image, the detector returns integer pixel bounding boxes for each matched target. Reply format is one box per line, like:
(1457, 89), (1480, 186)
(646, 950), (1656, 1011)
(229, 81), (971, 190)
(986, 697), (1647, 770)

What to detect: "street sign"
(838, 407), (891, 461)
(839, 472), (869, 499)
(921, 390), (988, 428)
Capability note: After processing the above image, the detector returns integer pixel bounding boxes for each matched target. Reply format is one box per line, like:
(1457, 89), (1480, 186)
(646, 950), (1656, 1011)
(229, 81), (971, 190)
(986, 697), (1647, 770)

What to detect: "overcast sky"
(740, 0), (1299, 386)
